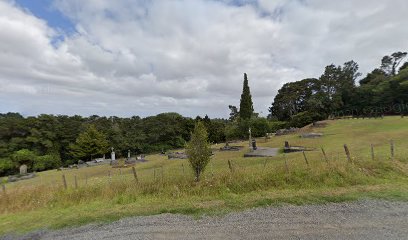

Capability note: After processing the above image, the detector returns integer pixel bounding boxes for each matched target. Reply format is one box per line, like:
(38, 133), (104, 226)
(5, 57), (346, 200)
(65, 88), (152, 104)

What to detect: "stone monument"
(111, 147), (116, 161)
(127, 150), (131, 159)
(19, 164), (27, 175)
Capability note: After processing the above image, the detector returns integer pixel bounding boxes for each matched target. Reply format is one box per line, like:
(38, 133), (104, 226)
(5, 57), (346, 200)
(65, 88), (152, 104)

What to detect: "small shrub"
(185, 121), (212, 181)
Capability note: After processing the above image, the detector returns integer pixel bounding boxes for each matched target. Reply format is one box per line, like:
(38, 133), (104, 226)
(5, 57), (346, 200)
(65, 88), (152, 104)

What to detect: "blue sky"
(1, 0), (408, 117)
(14, 0), (256, 33)
(15, 0), (75, 33)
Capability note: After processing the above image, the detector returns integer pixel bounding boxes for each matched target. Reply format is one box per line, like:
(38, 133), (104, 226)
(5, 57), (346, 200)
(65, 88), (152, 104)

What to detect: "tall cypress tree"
(239, 73), (254, 120)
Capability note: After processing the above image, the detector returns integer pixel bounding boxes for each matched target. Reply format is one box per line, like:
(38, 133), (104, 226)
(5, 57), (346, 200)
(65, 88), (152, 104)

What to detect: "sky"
(1, 0), (407, 118)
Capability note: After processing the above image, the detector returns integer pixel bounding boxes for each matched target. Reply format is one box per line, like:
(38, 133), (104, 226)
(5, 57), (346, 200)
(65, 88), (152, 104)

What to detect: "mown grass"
(0, 116), (408, 235)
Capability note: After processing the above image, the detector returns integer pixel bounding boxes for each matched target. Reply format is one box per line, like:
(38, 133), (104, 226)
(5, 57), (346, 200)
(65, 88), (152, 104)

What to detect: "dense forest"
(0, 111), (284, 176)
(1, 51), (407, 176)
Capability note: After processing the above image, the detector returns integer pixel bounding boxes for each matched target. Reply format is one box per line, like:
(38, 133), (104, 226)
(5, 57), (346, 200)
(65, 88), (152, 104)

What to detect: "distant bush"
(268, 121), (287, 132)
(225, 122), (241, 141)
(33, 154), (62, 171)
(12, 149), (37, 170)
(0, 158), (15, 176)
(289, 111), (324, 128)
(250, 118), (270, 137)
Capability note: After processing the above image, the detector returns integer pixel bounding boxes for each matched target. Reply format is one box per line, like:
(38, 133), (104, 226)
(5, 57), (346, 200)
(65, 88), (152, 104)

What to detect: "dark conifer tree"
(239, 73), (254, 120)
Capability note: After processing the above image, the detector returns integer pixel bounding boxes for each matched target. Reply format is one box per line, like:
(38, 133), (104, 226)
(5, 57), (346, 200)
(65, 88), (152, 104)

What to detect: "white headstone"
(127, 150), (130, 159)
(20, 164), (27, 175)
(111, 147), (116, 161)
(248, 127), (252, 147)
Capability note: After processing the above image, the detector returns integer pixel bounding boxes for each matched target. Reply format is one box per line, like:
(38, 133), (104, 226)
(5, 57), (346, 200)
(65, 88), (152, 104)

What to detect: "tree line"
(269, 51), (408, 125)
(0, 73), (285, 176)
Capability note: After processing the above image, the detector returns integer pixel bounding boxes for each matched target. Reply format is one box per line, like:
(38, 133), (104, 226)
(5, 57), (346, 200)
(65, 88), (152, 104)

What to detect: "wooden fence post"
(284, 154), (289, 174)
(390, 140), (395, 160)
(371, 144), (375, 161)
(132, 167), (138, 183)
(74, 175), (78, 189)
(62, 174), (67, 190)
(228, 160), (234, 173)
(321, 147), (328, 164)
(302, 151), (309, 167)
(344, 144), (352, 163)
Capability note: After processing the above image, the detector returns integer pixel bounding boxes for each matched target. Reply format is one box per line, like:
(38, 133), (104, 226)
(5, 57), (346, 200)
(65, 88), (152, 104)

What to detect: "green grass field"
(1, 116), (408, 235)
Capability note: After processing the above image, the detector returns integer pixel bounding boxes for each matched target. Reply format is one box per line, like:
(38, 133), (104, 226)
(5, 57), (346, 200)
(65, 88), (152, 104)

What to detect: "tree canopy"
(269, 51), (408, 121)
(69, 125), (109, 161)
(239, 73), (254, 120)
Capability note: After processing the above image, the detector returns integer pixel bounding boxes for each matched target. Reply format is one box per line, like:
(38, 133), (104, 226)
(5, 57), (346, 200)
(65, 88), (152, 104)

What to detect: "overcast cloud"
(0, 0), (407, 118)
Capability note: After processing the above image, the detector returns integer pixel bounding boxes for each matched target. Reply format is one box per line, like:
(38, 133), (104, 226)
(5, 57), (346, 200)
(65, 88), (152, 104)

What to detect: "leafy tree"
(228, 105), (239, 122)
(200, 115), (227, 143)
(269, 78), (318, 121)
(185, 121), (212, 181)
(250, 117), (270, 137)
(239, 73), (254, 120)
(381, 52), (407, 76)
(69, 125), (109, 161)
(55, 115), (84, 161)
(33, 154), (62, 171)
(0, 158), (15, 176)
(399, 62), (408, 72)
(337, 60), (360, 109)
(12, 149), (37, 170)
(225, 122), (241, 141)
(141, 113), (190, 153)
(359, 68), (387, 85)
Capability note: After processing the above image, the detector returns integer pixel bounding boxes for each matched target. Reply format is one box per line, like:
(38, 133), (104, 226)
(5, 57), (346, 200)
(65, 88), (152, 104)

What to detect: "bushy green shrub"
(225, 123), (241, 141)
(268, 121), (287, 133)
(0, 158), (15, 176)
(12, 149), (37, 168)
(289, 111), (324, 128)
(250, 118), (270, 137)
(33, 154), (62, 171)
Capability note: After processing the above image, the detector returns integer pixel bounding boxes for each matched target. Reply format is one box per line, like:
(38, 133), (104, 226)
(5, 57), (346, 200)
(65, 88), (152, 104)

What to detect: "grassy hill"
(1, 117), (407, 234)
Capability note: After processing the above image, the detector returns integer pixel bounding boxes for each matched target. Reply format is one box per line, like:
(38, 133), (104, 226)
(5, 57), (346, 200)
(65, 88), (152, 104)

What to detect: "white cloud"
(1, 0), (408, 118)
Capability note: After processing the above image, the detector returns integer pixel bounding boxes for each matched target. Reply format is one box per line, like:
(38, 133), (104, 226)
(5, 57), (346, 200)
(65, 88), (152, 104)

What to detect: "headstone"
(251, 139), (257, 150)
(300, 133), (323, 138)
(19, 164), (27, 175)
(284, 141), (290, 148)
(127, 150), (131, 159)
(111, 147), (116, 161)
(248, 128), (252, 147)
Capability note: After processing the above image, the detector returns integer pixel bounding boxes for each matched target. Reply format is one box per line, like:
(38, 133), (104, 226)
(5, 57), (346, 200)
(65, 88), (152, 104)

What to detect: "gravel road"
(4, 200), (408, 240)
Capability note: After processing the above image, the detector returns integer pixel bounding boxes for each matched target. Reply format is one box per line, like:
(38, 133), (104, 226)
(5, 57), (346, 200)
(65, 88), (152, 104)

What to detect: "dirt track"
(4, 200), (408, 240)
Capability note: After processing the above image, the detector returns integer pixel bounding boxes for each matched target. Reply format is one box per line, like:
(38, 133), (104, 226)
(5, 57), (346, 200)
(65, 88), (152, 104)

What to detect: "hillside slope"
(1, 117), (407, 235)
